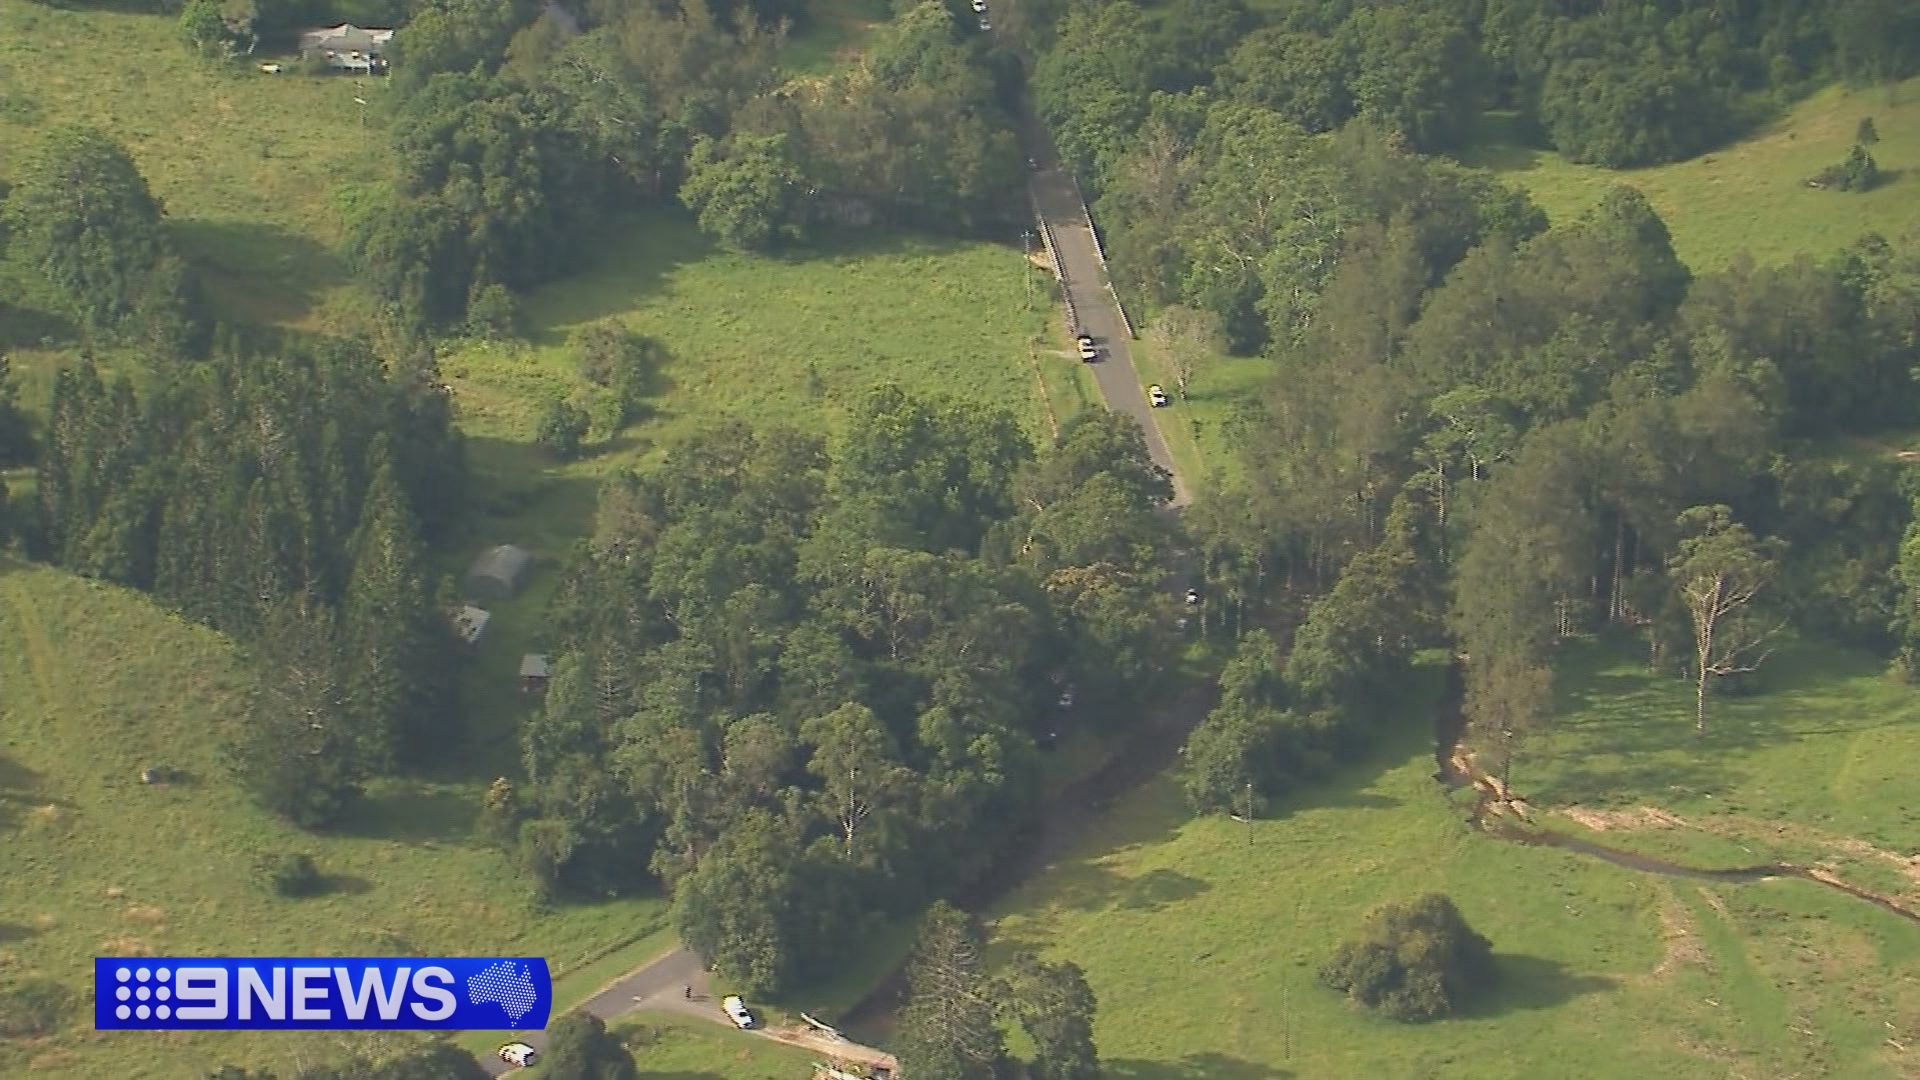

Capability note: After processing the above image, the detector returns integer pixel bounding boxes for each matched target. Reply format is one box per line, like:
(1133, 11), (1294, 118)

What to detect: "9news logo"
(95, 958), (552, 1031)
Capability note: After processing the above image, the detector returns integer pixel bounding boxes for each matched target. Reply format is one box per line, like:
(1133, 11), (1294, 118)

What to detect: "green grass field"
(0, 561), (669, 1079)
(0, 3), (382, 332)
(988, 642), (1920, 1080)
(1456, 77), (1920, 273)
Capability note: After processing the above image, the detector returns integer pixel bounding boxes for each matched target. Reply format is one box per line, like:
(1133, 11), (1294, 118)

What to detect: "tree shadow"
(1106, 1054), (1295, 1080)
(520, 210), (718, 338)
(0, 754), (46, 831)
(172, 218), (352, 328)
(319, 873), (374, 896)
(1038, 862), (1211, 914)
(330, 781), (477, 845)
(1457, 954), (1618, 1018)
(0, 301), (78, 350)
(0, 922), (36, 943)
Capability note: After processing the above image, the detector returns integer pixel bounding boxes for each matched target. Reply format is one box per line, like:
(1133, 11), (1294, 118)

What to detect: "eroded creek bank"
(1433, 659), (1920, 928)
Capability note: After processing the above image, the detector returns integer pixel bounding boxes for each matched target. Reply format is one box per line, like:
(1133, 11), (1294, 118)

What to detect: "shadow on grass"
(1461, 954), (1618, 1018)
(0, 922), (36, 942)
(0, 301), (78, 350)
(1107, 1054), (1295, 1080)
(319, 873), (374, 896)
(465, 436), (606, 554)
(332, 782), (478, 845)
(0, 754), (47, 831)
(1539, 635), (1895, 803)
(173, 218), (351, 327)
(1039, 863), (1212, 914)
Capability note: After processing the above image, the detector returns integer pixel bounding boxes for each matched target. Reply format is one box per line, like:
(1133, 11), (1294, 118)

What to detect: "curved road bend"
(1021, 128), (1190, 508)
(481, 945), (715, 1075)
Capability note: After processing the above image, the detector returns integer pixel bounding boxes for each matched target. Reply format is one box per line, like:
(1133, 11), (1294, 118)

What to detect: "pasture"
(0, 3), (381, 332)
(988, 642), (1920, 1080)
(0, 561), (671, 1078)
(1458, 77), (1920, 273)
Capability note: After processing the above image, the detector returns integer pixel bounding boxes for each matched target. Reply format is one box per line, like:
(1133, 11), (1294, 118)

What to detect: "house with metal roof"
(298, 24), (393, 73)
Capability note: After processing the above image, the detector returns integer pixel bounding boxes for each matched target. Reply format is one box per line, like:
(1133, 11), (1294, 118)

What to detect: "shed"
(298, 24), (394, 72)
(466, 544), (532, 599)
(519, 653), (552, 693)
(449, 605), (491, 647)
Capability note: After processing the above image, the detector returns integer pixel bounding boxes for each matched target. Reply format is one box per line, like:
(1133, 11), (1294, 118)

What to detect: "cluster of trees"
(1320, 893), (1496, 1022)
(1152, 120), (1920, 793)
(347, 0), (1028, 331)
(474, 387), (1177, 994)
(896, 901), (1101, 1080)
(1027, 0), (1920, 177)
(1810, 116), (1885, 192)
(0, 125), (207, 355)
(27, 333), (467, 825)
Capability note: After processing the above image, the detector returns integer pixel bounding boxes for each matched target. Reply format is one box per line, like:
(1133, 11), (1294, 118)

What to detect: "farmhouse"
(298, 24), (393, 73)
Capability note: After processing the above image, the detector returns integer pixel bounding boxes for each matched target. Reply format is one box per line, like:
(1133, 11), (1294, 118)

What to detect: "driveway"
(480, 945), (716, 1075)
(1021, 125), (1189, 507)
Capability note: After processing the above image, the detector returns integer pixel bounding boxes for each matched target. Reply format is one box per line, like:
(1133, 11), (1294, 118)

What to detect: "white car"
(497, 1042), (538, 1067)
(1147, 384), (1169, 407)
(978, 15), (991, 29)
(722, 995), (757, 1029)
(1076, 334), (1098, 361)
(970, 0), (986, 11)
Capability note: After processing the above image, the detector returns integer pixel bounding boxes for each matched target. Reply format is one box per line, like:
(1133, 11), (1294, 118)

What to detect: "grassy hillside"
(1458, 77), (1920, 272)
(0, 3), (380, 332)
(989, 642), (1920, 1080)
(0, 561), (670, 1079)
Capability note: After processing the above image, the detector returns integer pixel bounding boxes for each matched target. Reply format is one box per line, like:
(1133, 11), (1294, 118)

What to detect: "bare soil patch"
(1560, 805), (1690, 831)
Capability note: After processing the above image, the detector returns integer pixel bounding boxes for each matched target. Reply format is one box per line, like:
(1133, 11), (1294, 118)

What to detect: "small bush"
(537, 401), (591, 460)
(466, 281), (522, 340)
(0, 977), (75, 1036)
(260, 852), (325, 898)
(1320, 893), (1496, 1021)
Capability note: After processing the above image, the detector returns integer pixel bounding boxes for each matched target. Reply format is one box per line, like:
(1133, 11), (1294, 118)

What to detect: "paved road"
(480, 945), (714, 1075)
(1021, 125), (1189, 507)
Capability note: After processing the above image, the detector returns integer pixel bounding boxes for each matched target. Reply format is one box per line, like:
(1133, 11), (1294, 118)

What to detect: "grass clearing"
(780, 0), (893, 76)
(613, 1016), (821, 1078)
(988, 643), (1920, 1079)
(0, 561), (669, 1079)
(0, 3), (382, 332)
(1455, 77), (1920, 272)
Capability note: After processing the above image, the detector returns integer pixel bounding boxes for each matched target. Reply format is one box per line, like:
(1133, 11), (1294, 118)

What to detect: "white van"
(497, 1041), (539, 1067)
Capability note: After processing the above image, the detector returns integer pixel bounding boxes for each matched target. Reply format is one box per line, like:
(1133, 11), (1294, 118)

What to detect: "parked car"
(978, 14), (991, 29)
(497, 1042), (538, 1067)
(1058, 688), (1075, 709)
(971, 0), (986, 12)
(1027, 156), (1040, 170)
(1147, 384), (1169, 407)
(722, 995), (757, 1029)
(1076, 334), (1098, 361)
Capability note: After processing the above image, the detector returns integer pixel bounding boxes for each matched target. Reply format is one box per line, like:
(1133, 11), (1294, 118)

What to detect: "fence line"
(1066, 174), (1137, 340)
(1029, 191), (1079, 332)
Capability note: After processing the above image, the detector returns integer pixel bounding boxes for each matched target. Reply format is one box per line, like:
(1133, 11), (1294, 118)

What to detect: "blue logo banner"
(93, 958), (552, 1031)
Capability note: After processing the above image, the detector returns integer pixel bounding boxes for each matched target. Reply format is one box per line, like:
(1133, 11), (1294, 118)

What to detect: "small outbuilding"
(520, 654), (552, 693)
(466, 544), (533, 600)
(298, 24), (394, 73)
(449, 605), (491, 647)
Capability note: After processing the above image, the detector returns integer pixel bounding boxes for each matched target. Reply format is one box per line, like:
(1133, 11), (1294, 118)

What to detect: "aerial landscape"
(0, 0), (1917, 1076)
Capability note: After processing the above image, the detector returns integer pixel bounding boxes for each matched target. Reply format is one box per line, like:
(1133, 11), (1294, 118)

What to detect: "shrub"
(260, 852), (325, 898)
(0, 978), (74, 1036)
(465, 281), (521, 340)
(568, 321), (662, 426)
(537, 401), (591, 460)
(1320, 893), (1495, 1021)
